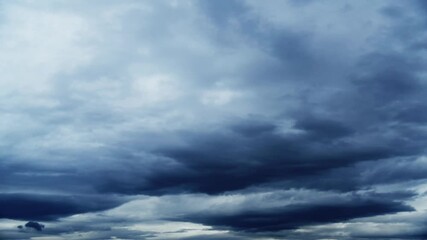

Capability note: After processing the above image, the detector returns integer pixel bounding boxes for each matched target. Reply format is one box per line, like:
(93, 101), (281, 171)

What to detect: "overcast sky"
(1, 0), (427, 239)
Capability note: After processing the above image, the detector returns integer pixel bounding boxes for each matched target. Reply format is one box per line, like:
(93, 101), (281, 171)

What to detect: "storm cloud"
(0, 193), (124, 221)
(24, 221), (45, 231)
(1, 0), (427, 239)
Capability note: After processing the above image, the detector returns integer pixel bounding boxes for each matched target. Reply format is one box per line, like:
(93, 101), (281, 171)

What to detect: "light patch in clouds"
(126, 222), (228, 239)
(0, 3), (93, 94)
(201, 89), (241, 106)
(131, 74), (182, 105)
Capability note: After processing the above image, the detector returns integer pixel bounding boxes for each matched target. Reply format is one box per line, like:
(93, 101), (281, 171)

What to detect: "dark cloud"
(96, 118), (401, 194)
(230, 120), (276, 137)
(0, 1), (427, 239)
(352, 53), (421, 103)
(0, 193), (123, 221)
(24, 221), (45, 231)
(393, 103), (427, 124)
(353, 230), (427, 240)
(293, 116), (353, 140)
(269, 31), (318, 76)
(415, 0), (427, 14)
(85, 1), (427, 198)
(178, 196), (413, 232)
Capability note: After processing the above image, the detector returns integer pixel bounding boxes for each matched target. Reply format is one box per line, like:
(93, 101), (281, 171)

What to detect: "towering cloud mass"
(1, 0), (427, 239)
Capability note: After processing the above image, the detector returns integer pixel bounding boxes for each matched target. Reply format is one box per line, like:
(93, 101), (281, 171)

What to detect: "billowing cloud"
(0, 0), (427, 239)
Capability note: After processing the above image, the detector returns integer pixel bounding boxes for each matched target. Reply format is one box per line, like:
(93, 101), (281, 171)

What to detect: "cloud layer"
(1, 0), (427, 239)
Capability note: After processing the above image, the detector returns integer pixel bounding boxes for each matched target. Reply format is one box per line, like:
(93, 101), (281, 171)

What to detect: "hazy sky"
(1, 0), (427, 239)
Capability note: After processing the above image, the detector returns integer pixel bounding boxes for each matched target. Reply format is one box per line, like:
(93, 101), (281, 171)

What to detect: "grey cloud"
(94, 118), (400, 195)
(0, 193), (124, 221)
(147, 190), (415, 232)
(230, 119), (276, 137)
(1, 0), (427, 239)
(24, 221), (45, 231)
(182, 200), (412, 232)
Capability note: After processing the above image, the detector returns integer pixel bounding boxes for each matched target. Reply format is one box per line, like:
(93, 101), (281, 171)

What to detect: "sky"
(1, 0), (427, 239)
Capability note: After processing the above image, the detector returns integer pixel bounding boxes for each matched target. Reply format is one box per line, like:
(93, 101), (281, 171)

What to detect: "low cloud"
(24, 221), (45, 231)
(0, 0), (427, 239)
(0, 193), (124, 221)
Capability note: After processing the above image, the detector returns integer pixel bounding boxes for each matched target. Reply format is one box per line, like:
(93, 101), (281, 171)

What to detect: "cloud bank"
(1, 0), (427, 239)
